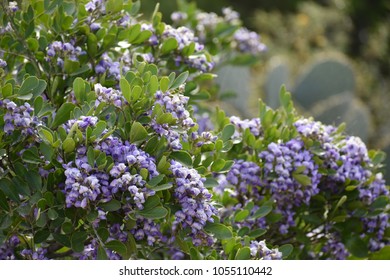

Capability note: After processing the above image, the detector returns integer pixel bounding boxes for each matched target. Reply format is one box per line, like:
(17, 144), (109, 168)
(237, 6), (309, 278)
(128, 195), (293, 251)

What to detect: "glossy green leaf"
(139, 206), (168, 219)
(71, 231), (88, 253)
(279, 244), (293, 259)
(100, 200), (121, 212)
(130, 121), (148, 143)
(204, 223), (232, 240)
(105, 240), (127, 257)
(160, 76), (170, 92)
(221, 124), (235, 142)
(170, 151), (192, 167)
(171, 71), (189, 90)
(51, 103), (76, 128)
(160, 38), (178, 54)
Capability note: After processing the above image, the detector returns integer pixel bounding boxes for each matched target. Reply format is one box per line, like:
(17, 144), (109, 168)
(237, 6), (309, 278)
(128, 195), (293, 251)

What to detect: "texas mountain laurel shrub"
(0, 0), (389, 260)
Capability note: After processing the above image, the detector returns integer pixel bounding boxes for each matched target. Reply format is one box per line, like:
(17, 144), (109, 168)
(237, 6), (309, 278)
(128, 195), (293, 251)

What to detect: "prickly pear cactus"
(264, 59), (289, 109)
(293, 58), (355, 109)
(215, 65), (252, 117)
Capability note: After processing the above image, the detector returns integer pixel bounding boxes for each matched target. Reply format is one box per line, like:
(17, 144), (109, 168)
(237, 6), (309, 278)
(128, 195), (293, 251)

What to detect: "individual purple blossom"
(0, 59), (7, 68)
(359, 173), (389, 205)
(170, 160), (217, 246)
(171, 12), (188, 22)
(95, 53), (121, 80)
(8, 1), (18, 12)
(250, 240), (282, 260)
(85, 0), (105, 14)
(233, 27), (267, 55)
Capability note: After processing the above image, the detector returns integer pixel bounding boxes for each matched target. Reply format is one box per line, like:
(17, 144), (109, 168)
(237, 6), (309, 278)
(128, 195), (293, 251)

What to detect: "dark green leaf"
(221, 124), (235, 142)
(370, 246), (390, 260)
(53, 233), (71, 248)
(170, 151), (192, 166)
(235, 209), (249, 222)
(211, 158), (226, 172)
(18, 76), (39, 96)
(171, 71), (189, 90)
(97, 245), (108, 260)
(151, 183), (173, 191)
(139, 206), (168, 219)
(0, 178), (20, 202)
(204, 222), (232, 240)
(105, 240), (127, 257)
(279, 244), (293, 259)
(252, 205), (272, 219)
(51, 103), (76, 128)
(130, 122), (148, 143)
(99, 199), (121, 212)
(204, 178), (219, 189)
(0, 190), (9, 211)
(346, 236), (368, 258)
(248, 228), (267, 238)
(147, 174), (164, 187)
(292, 173), (312, 187)
(71, 231), (88, 253)
(34, 230), (50, 243)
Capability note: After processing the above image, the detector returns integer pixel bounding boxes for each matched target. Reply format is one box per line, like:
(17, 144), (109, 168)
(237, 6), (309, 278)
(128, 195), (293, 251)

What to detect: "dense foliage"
(0, 0), (389, 260)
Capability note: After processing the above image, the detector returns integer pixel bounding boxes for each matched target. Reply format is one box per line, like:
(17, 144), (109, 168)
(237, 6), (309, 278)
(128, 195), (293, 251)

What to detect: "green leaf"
(171, 71), (189, 90)
(0, 178), (20, 202)
(248, 228), (267, 238)
(252, 205), (273, 219)
(160, 76), (170, 92)
(130, 122), (148, 143)
(132, 30), (152, 44)
(370, 196), (389, 210)
(105, 240), (127, 257)
(345, 185), (358, 191)
(292, 173), (312, 187)
(87, 146), (95, 167)
(53, 233), (71, 248)
(161, 38), (178, 55)
(370, 246), (390, 260)
(62, 138), (76, 153)
(22, 149), (43, 164)
(147, 174), (165, 187)
(128, 24), (141, 43)
(235, 247), (251, 260)
(97, 245), (108, 260)
(156, 112), (175, 125)
(235, 209), (249, 222)
(18, 76), (39, 96)
(51, 103), (76, 128)
(139, 206), (168, 219)
(279, 244), (293, 259)
(142, 195), (161, 211)
(170, 151), (192, 166)
(0, 190), (10, 211)
(48, 209), (59, 220)
(34, 230), (50, 243)
(346, 236), (368, 258)
(221, 124), (235, 142)
(120, 77), (131, 103)
(204, 223), (232, 240)
(211, 158), (226, 172)
(73, 77), (86, 103)
(71, 231), (88, 253)
(99, 199), (121, 212)
(105, 0), (123, 13)
(148, 75), (159, 94)
(204, 178), (219, 189)
(151, 183), (173, 191)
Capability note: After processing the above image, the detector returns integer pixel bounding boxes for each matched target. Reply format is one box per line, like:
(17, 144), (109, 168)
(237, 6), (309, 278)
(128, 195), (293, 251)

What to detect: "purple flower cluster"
(321, 237), (349, 260)
(0, 235), (19, 260)
(260, 139), (321, 206)
(151, 89), (196, 150)
(170, 160), (217, 246)
(160, 25), (214, 72)
(94, 83), (123, 108)
(233, 28), (267, 55)
(63, 132), (158, 210)
(46, 40), (85, 68)
(8, 1), (18, 12)
(230, 116), (262, 139)
(226, 160), (262, 200)
(131, 217), (165, 246)
(0, 99), (39, 136)
(63, 116), (98, 136)
(95, 53), (121, 80)
(21, 247), (48, 260)
(250, 240), (282, 260)
(360, 173), (389, 205)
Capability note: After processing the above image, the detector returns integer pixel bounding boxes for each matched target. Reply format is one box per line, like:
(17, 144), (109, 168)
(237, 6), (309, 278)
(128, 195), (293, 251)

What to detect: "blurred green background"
(141, 0), (390, 180)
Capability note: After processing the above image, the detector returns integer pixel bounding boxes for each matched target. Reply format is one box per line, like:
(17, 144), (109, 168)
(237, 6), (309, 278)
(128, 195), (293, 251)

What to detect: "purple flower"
(250, 240), (282, 260)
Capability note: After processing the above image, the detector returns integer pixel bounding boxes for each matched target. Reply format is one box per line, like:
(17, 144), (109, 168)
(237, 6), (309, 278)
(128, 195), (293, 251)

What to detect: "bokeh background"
(141, 0), (390, 181)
